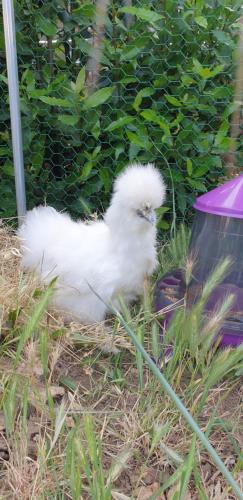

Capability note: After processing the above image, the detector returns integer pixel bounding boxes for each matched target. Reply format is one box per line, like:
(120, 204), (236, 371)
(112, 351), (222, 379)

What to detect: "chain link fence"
(0, 1), (242, 227)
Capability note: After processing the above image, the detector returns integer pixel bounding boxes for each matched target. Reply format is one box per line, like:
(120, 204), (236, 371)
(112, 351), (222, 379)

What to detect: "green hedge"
(0, 0), (242, 226)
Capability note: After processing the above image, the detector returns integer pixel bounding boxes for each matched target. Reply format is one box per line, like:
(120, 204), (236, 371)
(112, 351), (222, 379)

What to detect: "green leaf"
(199, 68), (213, 79)
(186, 158), (193, 176)
(91, 119), (100, 139)
(21, 68), (35, 88)
(207, 86), (231, 99)
(126, 130), (151, 150)
(100, 169), (112, 192)
(75, 67), (86, 94)
(0, 74), (8, 85)
(120, 35), (148, 62)
(105, 115), (135, 132)
(91, 145), (101, 158)
(36, 16), (57, 36)
(0, 147), (9, 157)
(84, 87), (114, 109)
(72, 3), (95, 19)
(177, 187), (187, 215)
(205, 156), (222, 169)
(3, 161), (14, 177)
(157, 219), (170, 230)
(133, 87), (154, 112)
(156, 206), (170, 216)
(213, 30), (232, 46)
(214, 121), (229, 146)
(119, 6), (163, 24)
(193, 164), (210, 178)
(192, 59), (224, 79)
(171, 112), (184, 128)
(115, 145), (124, 160)
(181, 75), (195, 87)
(193, 134), (214, 153)
(39, 96), (72, 108)
(187, 178), (207, 192)
(120, 77), (138, 85)
(120, 45), (144, 61)
(141, 109), (170, 136)
(80, 161), (95, 181)
(28, 89), (48, 98)
(140, 109), (159, 123)
(195, 16), (208, 28)
(58, 114), (79, 126)
(165, 95), (181, 107)
(31, 137), (45, 173)
(129, 142), (140, 160)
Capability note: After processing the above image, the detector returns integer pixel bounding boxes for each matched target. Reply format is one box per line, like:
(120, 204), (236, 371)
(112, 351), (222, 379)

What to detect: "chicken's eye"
(136, 209), (144, 219)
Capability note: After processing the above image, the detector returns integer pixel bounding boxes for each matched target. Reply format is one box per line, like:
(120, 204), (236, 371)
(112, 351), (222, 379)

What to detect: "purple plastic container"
(193, 174), (243, 218)
(155, 174), (243, 348)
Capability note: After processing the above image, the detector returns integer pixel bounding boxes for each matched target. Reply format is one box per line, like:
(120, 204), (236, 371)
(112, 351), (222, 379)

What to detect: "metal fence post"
(2, 0), (26, 224)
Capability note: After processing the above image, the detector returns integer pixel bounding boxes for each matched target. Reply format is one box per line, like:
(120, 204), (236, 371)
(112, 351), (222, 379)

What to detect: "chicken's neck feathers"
(104, 207), (157, 275)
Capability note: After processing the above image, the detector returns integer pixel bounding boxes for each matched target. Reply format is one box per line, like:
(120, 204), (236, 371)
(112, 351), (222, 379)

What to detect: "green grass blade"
(113, 310), (243, 500)
(85, 280), (243, 499)
(15, 279), (56, 364)
(179, 434), (196, 499)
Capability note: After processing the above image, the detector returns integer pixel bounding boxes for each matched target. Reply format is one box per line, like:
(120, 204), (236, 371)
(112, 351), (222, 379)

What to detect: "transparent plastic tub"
(155, 174), (243, 347)
(189, 211), (243, 288)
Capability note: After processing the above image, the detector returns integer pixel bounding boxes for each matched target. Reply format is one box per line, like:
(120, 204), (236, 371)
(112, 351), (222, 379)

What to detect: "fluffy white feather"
(18, 163), (166, 323)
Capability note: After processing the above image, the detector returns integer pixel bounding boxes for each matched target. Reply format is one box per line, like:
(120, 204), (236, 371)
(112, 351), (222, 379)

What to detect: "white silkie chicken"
(18, 163), (166, 323)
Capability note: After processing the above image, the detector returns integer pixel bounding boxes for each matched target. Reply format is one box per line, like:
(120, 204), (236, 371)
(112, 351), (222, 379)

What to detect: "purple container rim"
(193, 203), (243, 219)
(155, 269), (243, 347)
(159, 313), (243, 347)
(220, 334), (242, 347)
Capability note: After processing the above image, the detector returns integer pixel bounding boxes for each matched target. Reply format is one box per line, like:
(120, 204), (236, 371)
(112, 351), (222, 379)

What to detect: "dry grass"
(0, 224), (242, 499)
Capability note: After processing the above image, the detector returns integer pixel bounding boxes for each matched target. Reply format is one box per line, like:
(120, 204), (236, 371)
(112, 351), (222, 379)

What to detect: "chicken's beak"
(145, 211), (156, 224)
(137, 209), (156, 224)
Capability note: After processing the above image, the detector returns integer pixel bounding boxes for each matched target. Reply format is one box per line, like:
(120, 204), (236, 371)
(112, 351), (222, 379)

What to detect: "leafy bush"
(0, 0), (242, 224)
